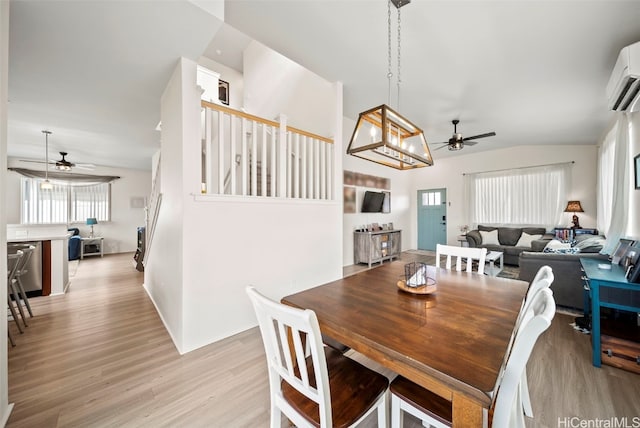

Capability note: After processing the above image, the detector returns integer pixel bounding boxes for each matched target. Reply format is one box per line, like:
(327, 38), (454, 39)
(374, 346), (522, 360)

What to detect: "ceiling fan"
(21, 151), (95, 171)
(434, 119), (496, 151)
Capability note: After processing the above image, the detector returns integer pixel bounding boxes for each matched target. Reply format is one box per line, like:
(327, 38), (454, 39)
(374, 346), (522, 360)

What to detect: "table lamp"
(86, 218), (98, 238)
(564, 200), (583, 229)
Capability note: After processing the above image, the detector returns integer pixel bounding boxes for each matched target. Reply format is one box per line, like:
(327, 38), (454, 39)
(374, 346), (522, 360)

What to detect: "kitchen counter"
(7, 224), (70, 295)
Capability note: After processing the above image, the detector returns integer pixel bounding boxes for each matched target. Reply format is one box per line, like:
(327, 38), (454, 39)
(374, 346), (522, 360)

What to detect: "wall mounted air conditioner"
(607, 41), (640, 112)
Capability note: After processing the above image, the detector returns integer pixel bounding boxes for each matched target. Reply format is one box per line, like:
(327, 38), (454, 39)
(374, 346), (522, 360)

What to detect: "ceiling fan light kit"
(55, 152), (73, 171)
(347, 0), (433, 170)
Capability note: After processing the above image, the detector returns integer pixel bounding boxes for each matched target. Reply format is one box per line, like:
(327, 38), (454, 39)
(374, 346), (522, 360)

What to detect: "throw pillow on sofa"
(515, 232), (542, 248)
(479, 229), (500, 245)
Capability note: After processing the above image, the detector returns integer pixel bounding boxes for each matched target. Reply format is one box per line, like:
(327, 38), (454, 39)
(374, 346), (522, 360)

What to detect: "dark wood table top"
(282, 259), (528, 416)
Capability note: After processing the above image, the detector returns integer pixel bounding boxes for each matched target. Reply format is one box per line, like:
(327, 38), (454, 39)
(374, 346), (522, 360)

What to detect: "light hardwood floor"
(7, 253), (640, 427)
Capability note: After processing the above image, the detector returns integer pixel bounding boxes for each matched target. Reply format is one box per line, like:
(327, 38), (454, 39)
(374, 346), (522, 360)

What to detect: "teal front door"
(417, 189), (447, 251)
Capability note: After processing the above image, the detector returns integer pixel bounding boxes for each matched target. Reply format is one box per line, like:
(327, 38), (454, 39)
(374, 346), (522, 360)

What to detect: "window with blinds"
(21, 178), (111, 224)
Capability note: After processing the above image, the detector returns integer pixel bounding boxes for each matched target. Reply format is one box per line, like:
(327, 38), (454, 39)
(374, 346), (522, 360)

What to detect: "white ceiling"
(7, 1), (640, 170)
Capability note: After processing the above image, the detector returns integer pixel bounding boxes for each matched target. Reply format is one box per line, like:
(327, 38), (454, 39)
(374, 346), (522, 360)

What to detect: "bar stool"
(7, 251), (25, 340)
(12, 244), (35, 318)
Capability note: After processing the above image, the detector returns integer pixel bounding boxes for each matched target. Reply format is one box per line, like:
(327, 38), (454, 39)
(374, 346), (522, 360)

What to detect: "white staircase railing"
(143, 156), (162, 266)
(201, 101), (334, 201)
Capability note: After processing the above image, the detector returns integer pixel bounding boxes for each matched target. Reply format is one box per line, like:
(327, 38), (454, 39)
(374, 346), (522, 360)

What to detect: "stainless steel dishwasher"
(7, 241), (43, 293)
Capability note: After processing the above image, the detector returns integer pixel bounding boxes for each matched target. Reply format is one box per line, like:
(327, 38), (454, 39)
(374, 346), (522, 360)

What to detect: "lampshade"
(86, 218), (98, 226)
(564, 201), (584, 213)
(347, 104), (434, 170)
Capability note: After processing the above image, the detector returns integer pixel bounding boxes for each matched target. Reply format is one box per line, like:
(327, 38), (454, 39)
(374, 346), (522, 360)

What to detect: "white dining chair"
(436, 244), (488, 275)
(390, 288), (555, 428)
(515, 265), (554, 418)
(246, 286), (389, 428)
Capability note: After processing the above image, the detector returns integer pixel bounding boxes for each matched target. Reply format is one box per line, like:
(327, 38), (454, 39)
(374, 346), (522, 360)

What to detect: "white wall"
(0, 0), (11, 424)
(341, 116), (413, 266)
(243, 41), (335, 137)
(144, 58), (188, 351)
(406, 145), (598, 249)
(188, 0), (224, 21)
(146, 56), (343, 354)
(627, 112), (640, 239)
(5, 159), (151, 254)
(197, 56), (244, 111)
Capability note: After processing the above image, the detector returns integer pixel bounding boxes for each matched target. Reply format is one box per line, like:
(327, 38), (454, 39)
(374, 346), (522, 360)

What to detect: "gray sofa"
(518, 235), (608, 311)
(465, 225), (553, 266)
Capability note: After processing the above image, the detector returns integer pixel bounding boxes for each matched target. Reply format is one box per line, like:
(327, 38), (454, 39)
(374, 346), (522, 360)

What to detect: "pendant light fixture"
(41, 130), (53, 190)
(347, 0), (433, 170)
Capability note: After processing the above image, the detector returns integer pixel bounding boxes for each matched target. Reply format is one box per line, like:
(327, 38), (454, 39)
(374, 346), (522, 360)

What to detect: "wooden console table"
(581, 258), (640, 373)
(354, 229), (401, 267)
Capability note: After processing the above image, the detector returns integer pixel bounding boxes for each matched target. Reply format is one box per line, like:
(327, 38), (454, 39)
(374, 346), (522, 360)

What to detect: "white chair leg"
(270, 405), (281, 428)
(520, 371), (533, 417)
(377, 391), (388, 428)
(391, 394), (403, 428)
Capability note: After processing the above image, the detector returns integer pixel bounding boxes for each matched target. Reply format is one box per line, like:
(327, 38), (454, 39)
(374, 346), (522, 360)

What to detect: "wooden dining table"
(282, 258), (529, 427)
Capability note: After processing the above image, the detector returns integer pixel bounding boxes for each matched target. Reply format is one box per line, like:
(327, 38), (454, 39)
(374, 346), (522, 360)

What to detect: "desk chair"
(436, 244), (488, 275)
(390, 288), (555, 428)
(246, 286), (389, 428)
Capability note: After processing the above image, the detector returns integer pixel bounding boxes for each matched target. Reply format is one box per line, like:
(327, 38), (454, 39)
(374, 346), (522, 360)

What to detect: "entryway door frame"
(417, 188), (447, 251)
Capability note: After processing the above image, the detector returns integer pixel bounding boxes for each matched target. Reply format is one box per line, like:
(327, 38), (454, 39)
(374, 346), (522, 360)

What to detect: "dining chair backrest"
(246, 286), (332, 428)
(510, 265), (554, 419)
(491, 287), (555, 428)
(14, 245), (35, 277)
(531, 265), (553, 285)
(518, 266), (554, 329)
(7, 251), (23, 283)
(436, 244), (488, 275)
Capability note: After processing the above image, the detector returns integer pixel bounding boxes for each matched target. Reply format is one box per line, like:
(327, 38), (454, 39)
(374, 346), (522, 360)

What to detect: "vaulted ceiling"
(7, 1), (640, 170)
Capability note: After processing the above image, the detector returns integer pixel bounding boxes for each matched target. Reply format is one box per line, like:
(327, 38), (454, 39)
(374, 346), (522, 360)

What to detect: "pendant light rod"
(346, 0), (433, 170)
(41, 130), (53, 190)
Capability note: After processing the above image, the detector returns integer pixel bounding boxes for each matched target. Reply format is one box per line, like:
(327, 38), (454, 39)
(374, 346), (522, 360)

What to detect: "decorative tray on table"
(397, 262), (437, 295)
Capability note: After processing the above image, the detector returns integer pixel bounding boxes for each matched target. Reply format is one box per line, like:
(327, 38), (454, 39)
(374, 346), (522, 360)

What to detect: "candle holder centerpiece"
(397, 262), (437, 294)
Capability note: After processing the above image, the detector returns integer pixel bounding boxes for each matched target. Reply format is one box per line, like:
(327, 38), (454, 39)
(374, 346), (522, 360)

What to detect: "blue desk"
(580, 258), (640, 367)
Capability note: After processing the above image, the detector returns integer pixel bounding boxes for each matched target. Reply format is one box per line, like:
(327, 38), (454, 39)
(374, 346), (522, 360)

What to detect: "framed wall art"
(218, 79), (229, 105)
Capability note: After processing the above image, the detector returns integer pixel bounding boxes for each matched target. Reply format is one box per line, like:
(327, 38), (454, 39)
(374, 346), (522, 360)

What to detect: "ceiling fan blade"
(464, 141), (479, 147)
(75, 164), (95, 170)
(20, 159), (54, 165)
(462, 132), (496, 141)
(433, 144), (450, 151)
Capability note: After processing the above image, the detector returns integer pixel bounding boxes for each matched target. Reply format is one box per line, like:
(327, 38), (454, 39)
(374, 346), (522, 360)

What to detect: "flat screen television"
(361, 191), (385, 213)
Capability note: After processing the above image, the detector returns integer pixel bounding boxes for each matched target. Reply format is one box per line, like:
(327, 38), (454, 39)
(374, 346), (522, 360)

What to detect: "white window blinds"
(21, 178), (111, 224)
(464, 163), (571, 228)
